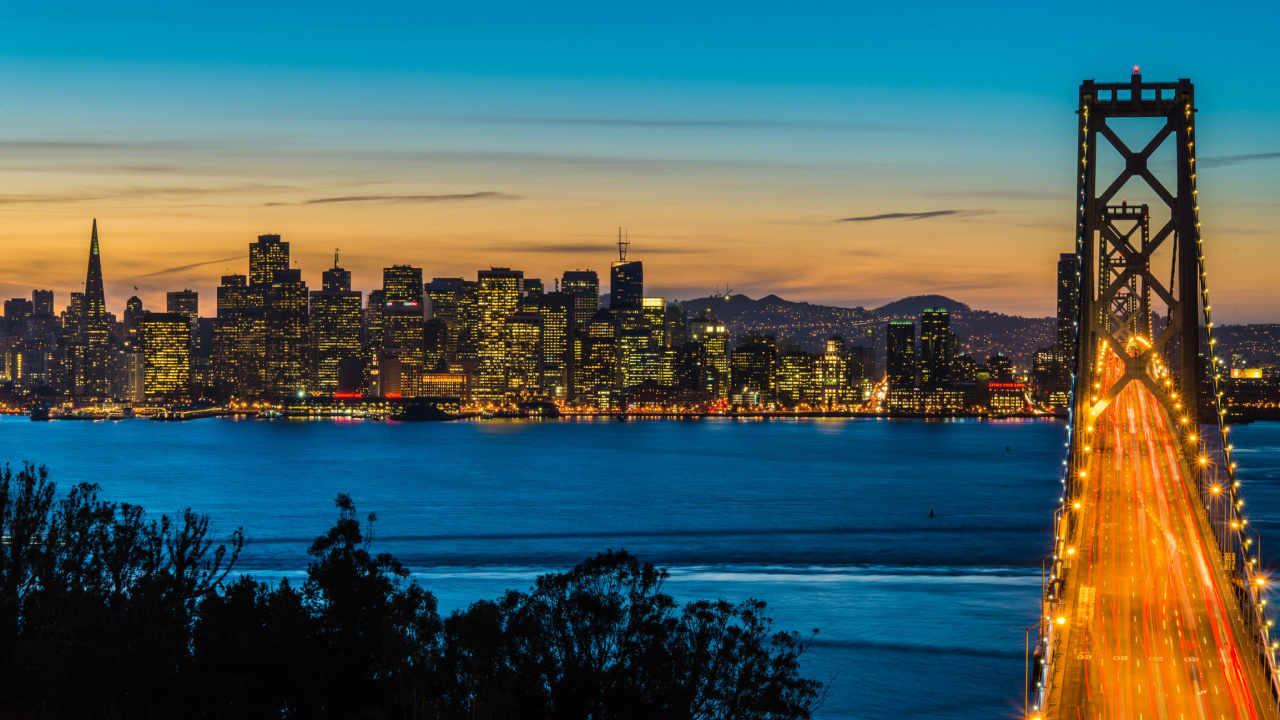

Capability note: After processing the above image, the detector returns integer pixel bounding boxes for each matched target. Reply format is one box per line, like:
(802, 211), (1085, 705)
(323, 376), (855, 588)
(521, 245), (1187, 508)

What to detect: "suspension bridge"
(1026, 72), (1280, 719)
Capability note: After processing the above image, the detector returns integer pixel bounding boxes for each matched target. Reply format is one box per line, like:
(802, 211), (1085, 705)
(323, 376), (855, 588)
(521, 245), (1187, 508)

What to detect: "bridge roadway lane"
(1046, 352), (1271, 720)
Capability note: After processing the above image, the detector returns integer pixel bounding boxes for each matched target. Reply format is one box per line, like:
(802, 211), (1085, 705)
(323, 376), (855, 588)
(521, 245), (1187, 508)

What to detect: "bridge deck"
(1044, 352), (1275, 719)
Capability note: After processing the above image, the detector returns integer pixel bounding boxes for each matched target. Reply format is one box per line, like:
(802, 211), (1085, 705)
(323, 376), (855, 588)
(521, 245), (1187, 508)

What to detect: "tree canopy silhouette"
(0, 463), (822, 719)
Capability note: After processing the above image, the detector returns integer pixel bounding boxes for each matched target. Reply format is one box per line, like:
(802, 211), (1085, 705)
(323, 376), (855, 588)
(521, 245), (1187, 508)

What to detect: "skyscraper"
(76, 219), (111, 396)
(167, 289), (199, 347)
(322, 249), (353, 292)
(310, 264), (364, 395)
(886, 320), (916, 390)
(1057, 252), (1079, 353)
(381, 265), (425, 396)
(476, 267), (523, 403)
(263, 268), (310, 399)
(919, 308), (951, 389)
(212, 274), (264, 400)
(503, 311), (542, 400)
(609, 233), (643, 333)
(561, 270), (599, 331)
(138, 313), (191, 401)
(426, 278), (467, 359)
(32, 290), (53, 318)
(249, 234), (290, 286)
(537, 291), (572, 399)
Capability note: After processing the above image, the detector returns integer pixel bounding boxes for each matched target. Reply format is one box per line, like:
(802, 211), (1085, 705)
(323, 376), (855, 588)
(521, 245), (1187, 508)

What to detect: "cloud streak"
(138, 256), (248, 278)
(266, 192), (520, 206)
(837, 210), (960, 223)
(1199, 152), (1280, 169)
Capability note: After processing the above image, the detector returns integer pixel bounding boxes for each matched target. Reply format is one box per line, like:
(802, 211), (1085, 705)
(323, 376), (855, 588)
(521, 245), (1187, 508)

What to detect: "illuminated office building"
(1057, 252), (1079, 353)
(575, 308), (618, 395)
(537, 291), (572, 399)
(642, 297), (666, 348)
(123, 296), (144, 338)
(665, 302), (689, 347)
(776, 349), (815, 407)
(730, 334), (777, 406)
(887, 320), (916, 390)
(426, 278), (466, 359)
(138, 313), (191, 401)
(503, 311), (542, 400)
(167, 289), (199, 348)
(249, 234), (290, 286)
(310, 259), (364, 395)
(919, 308), (951, 389)
(322, 250), (352, 292)
(475, 267), (523, 403)
(382, 265), (425, 396)
(561, 270), (599, 331)
(264, 269), (310, 399)
(701, 321), (730, 398)
(75, 220), (111, 396)
(213, 274), (265, 399)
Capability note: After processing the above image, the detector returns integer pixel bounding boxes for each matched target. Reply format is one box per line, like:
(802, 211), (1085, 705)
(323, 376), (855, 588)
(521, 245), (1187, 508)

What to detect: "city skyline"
(2, 2), (1279, 321)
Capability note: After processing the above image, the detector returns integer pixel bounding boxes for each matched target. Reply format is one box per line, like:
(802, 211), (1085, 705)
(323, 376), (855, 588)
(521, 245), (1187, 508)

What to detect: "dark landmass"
(0, 463), (822, 720)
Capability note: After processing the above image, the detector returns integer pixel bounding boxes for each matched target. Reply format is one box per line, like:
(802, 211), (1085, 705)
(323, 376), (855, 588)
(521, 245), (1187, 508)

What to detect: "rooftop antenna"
(617, 227), (629, 263)
(334, 247), (340, 268)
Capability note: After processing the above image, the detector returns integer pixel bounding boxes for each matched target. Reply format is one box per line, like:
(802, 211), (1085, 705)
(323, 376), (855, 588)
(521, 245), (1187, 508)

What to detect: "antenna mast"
(617, 227), (629, 263)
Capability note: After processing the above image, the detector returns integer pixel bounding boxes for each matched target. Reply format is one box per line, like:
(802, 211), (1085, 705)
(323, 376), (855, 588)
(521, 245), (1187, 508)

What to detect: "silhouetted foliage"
(0, 463), (822, 719)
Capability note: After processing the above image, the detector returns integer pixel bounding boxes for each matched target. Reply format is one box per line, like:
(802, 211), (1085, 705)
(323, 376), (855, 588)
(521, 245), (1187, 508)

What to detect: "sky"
(1, 1), (1278, 321)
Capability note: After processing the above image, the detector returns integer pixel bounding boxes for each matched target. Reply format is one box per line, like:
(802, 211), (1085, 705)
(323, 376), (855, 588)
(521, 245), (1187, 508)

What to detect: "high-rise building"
(138, 313), (191, 401)
(382, 265), (425, 396)
(249, 234), (290, 286)
(642, 297), (666, 348)
(475, 267), (523, 403)
(123, 296), (144, 338)
(263, 268), (310, 399)
(322, 249), (353, 292)
(426, 278), (467, 359)
(561, 270), (599, 331)
(167, 289), (199, 347)
(664, 302), (689, 348)
(701, 321), (730, 399)
(575, 307), (618, 397)
(32, 290), (53, 318)
(776, 349), (815, 407)
(730, 334), (777, 406)
(3, 299), (32, 335)
(212, 274), (265, 400)
(1057, 252), (1079, 353)
(503, 311), (542, 400)
(919, 308), (951, 389)
(310, 283), (364, 395)
(75, 220), (111, 396)
(537, 291), (572, 399)
(887, 320), (916, 390)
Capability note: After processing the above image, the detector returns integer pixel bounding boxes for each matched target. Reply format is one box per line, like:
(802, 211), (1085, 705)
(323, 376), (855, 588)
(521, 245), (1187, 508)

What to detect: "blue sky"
(1, 1), (1278, 320)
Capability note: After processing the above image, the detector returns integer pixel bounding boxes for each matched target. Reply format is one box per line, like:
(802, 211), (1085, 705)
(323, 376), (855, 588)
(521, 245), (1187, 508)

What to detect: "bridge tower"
(1027, 71), (1280, 718)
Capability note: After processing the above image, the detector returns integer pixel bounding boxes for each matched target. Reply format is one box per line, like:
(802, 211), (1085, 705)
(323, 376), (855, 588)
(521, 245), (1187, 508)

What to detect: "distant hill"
(675, 293), (1053, 370)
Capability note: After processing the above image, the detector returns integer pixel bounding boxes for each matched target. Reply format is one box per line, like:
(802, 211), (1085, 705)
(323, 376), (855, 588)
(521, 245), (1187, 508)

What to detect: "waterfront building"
(702, 321), (730, 399)
(310, 279), (364, 395)
(503, 311), (542, 400)
(919, 308), (951, 389)
(264, 268), (310, 399)
(776, 349), (815, 407)
(212, 274), (265, 400)
(730, 333), (777, 406)
(475, 267), (523, 403)
(886, 320), (916, 390)
(537, 291), (572, 399)
(382, 265), (425, 397)
(986, 353), (1014, 381)
(575, 308), (618, 398)
(138, 313), (191, 401)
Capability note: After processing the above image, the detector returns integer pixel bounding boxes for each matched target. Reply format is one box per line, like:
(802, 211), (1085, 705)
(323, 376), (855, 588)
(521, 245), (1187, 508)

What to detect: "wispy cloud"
(365, 114), (917, 133)
(481, 242), (703, 255)
(837, 210), (961, 222)
(138, 256), (248, 278)
(266, 192), (520, 206)
(0, 184), (292, 205)
(1198, 152), (1280, 169)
